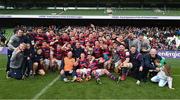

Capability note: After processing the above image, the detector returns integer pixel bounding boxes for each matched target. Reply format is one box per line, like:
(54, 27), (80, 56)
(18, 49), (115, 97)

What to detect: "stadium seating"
(1, 0), (180, 8)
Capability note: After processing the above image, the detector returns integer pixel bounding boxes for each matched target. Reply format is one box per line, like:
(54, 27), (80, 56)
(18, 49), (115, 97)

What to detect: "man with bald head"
(141, 48), (165, 82)
(60, 51), (78, 82)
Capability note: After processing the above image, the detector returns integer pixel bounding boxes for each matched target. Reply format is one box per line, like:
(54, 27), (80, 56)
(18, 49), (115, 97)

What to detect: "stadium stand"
(0, 0), (180, 8)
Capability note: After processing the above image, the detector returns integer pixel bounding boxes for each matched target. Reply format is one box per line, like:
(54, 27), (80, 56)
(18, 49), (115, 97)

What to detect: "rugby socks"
(121, 67), (128, 81)
(95, 73), (99, 80)
(87, 70), (91, 77)
(107, 73), (116, 80)
(121, 67), (128, 75)
(77, 72), (81, 78)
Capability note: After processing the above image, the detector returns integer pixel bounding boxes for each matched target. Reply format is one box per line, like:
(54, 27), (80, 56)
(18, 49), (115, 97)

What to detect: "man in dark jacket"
(141, 49), (165, 82)
(129, 45), (143, 85)
(72, 42), (84, 59)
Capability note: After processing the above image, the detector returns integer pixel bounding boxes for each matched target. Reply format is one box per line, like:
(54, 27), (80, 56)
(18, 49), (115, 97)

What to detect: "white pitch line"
(32, 75), (59, 100)
(59, 11), (64, 15)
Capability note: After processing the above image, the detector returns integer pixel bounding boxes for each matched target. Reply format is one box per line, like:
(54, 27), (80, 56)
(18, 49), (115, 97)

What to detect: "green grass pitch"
(0, 54), (180, 99)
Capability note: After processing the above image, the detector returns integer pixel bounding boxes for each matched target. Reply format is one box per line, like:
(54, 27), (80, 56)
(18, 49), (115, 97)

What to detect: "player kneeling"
(60, 51), (78, 82)
(151, 59), (174, 89)
(102, 44), (112, 70)
(88, 55), (119, 84)
(32, 49), (45, 76)
(76, 53), (91, 82)
(117, 44), (132, 81)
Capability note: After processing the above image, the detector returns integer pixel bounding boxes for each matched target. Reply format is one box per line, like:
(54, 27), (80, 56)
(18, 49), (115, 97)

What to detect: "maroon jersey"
(118, 51), (130, 63)
(51, 39), (63, 48)
(89, 60), (99, 71)
(61, 36), (70, 43)
(53, 48), (64, 60)
(92, 47), (103, 58)
(47, 34), (55, 43)
(103, 48), (111, 61)
(83, 33), (88, 37)
(70, 40), (76, 46)
(64, 48), (72, 56)
(41, 46), (50, 59)
(78, 59), (89, 69)
(103, 48), (111, 56)
(86, 38), (96, 47)
(151, 38), (158, 49)
(79, 38), (85, 45)
(34, 34), (47, 45)
(105, 40), (113, 46)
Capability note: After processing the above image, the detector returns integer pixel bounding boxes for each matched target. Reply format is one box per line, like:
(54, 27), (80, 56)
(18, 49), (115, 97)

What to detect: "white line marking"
(32, 75), (59, 100)
(59, 11), (64, 15)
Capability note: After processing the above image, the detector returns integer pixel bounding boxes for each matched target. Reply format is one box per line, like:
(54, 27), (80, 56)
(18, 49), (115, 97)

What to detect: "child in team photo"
(151, 59), (174, 89)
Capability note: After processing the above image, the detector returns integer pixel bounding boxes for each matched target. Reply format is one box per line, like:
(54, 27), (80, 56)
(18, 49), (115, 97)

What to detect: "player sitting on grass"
(88, 55), (119, 84)
(76, 53), (91, 82)
(60, 51), (78, 82)
(32, 48), (45, 76)
(151, 59), (174, 89)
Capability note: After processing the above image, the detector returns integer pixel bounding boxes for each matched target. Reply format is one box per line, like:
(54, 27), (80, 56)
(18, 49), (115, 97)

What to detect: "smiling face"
(112, 34), (116, 39)
(19, 43), (26, 51)
(26, 43), (31, 49)
(42, 42), (47, 47)
(37, 28), (42, 34)
(37, 49), (42, 54)
(150, 49), (157, 58)
(56, 44), (61, 50)
(49, 30), (54, 35)
(86, 42), (90, 47)
(67, 51), (73, 58)
(80, 53), (85, 59)
(139, 35), (144, 41)
(130, 46), (136, 54)
(95, 41), (100, 47)
(87, 55), (93, 61)
(113, 42), (117, 49)
(103, 44), (108, 49)
(76, 42), (81, 48)
(17, 29), (23, 37)
(118, 35), (124, 41)
(119, 45), (125, 51)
